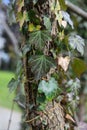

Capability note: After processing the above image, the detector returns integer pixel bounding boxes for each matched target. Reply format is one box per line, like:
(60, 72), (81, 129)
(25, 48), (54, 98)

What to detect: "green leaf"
(43, 16), (51, 31)
(29, 55), (56, 80)
(69, 34), (85, 55)
(16, 60), (23, 75)
(66, 78), (81, 91)
(22, 44), (31, 56)
(8, 78), (19, 92)
(29, 30), (51, 50)
(33, 0), (38, 4)
(28, 10), (40, 24)
(71, 58), (87, 77)
(38, 78), (61, 101)
(37, 94), (46, 104)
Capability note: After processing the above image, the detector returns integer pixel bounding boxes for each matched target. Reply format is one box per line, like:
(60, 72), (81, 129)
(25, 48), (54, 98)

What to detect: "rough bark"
(26, 102), (65, 130)
(22, 0), (65, 129)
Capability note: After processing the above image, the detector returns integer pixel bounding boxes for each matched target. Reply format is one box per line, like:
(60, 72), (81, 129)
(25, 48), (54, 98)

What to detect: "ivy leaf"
(22, 44), (31, 56)
(28, 10), (40, 24)
(29, 30), (51, 50)
(16, 60), (23, 75)
(66, 78), (81, 93)
(58, 56), (70, 72)
(8, 78), (19, 92)
(69, 34), (85, 55)
(38, 78), (60, 101)
(43, 16), (51, 31)
(61, 11), (74, 29)
(29, 55), (56, 80)
(71, 58), (87, 77)
(28, 23), (41, 32)
(33, 0), (38, 4)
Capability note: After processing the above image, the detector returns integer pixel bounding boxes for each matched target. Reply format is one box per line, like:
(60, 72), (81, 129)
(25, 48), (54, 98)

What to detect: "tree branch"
(66, 0), (87, 20)
(3, 21), (20, 55)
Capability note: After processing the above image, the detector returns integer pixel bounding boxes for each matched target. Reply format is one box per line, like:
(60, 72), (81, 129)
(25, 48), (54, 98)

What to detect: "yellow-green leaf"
(28, 23), (35, 32)
(28, 23), (41, 32)
(59, 0), (67, 11)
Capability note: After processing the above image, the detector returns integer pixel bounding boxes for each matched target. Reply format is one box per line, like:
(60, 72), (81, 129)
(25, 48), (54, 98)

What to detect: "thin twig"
(13, 99), (26, 109)
(7, 102), (14, 130)
(25, 115), (40, 123)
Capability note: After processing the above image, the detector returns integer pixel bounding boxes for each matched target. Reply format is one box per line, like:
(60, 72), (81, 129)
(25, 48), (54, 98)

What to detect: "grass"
(0, 71), (21, 112)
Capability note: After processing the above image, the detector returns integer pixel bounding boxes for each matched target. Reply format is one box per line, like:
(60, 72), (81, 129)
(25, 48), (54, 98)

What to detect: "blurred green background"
(0, 71), (20, 111)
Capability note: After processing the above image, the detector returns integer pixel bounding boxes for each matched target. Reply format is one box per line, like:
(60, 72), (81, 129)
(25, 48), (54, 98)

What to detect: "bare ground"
(0, 107), (21, 130)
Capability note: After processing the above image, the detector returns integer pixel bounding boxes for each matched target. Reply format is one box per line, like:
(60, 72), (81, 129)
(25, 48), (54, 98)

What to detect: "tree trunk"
(25, 102), (65, 130)
(21, 0), (66, 129)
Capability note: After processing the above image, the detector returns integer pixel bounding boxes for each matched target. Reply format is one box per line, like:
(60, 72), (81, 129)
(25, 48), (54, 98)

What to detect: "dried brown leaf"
(65, 114), (75, 123)
(58, 56), (70, 71)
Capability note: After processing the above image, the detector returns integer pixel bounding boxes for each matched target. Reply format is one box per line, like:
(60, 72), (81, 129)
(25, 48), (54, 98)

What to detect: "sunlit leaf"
(71, 58), (87, 77)
(69, 34), (85, 55)
(29, 30), (51, 50)
(38, 78), (61, 101)
(61, 11), (74, 29)
(29, 55), (56, 80)
(58, 56), (70, 71)
(61, 20), (67, 28)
